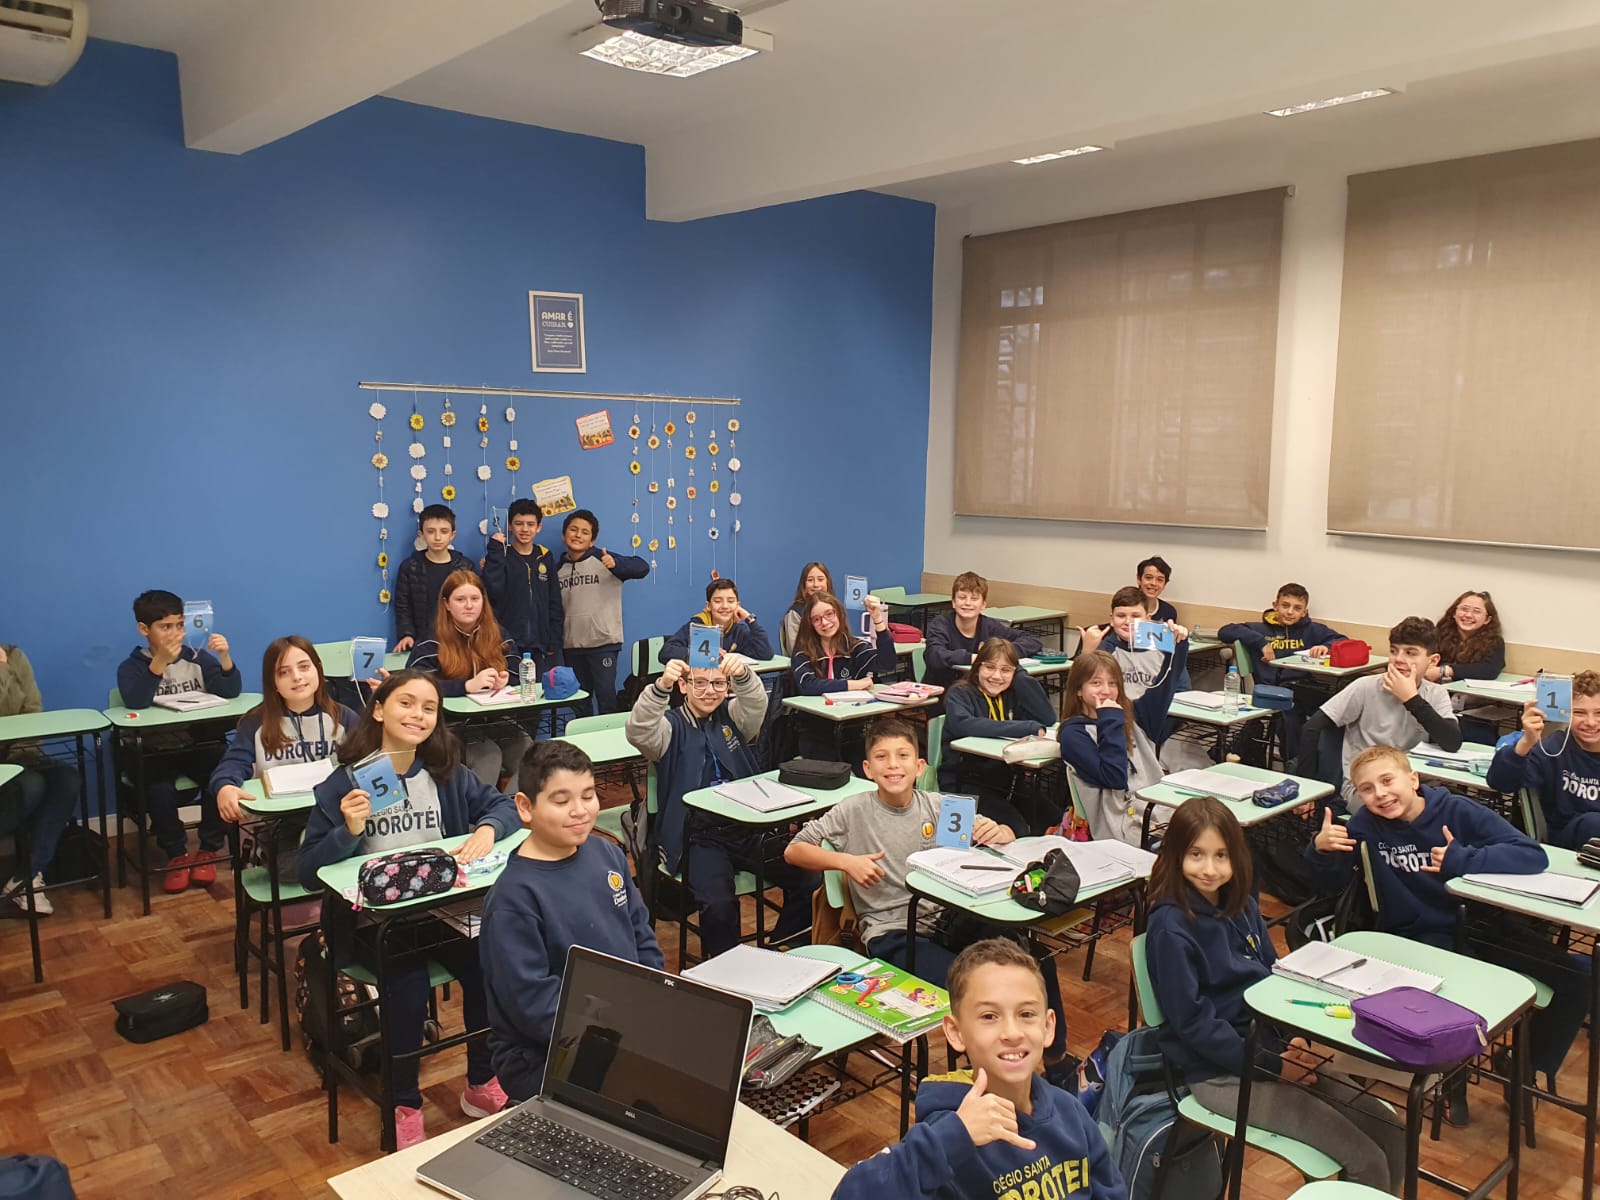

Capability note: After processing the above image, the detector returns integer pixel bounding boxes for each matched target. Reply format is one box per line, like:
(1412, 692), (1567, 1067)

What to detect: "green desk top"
(560, 727), (643, 766)
(782, 694), (938, 723)
(887, 593), (951, 608)
(984, 605), (1069, 624)
(952, 657), (1071, 678)
(105, 693), (263, 729)
(1167, 696), (1275, 727)
(1446, 673), (1534, 706)
(894, 641), (922, 658)
(1187, 635), (1224, 652)
(950, 729), (1059, 766)
(314, 640), (409, 679)
(1137, 762), (1331, 827)
(317, 829), (529, 909)
(443, 689), (589, 716)
(1447, 844), (1600, 935)
(1245, 930), (1535, 1058)
(1269, 654), (1388, 678)
(908, 850), (1147, 926)
(765, 945), (898, 1057)
(239, 778), (318, 816)
(0, 764), (22, 789)
(0, 708), (111, 740)
(744, 654), (792, 676)
(683, 771), (873, 825)
(1407, 743), (1497, 792)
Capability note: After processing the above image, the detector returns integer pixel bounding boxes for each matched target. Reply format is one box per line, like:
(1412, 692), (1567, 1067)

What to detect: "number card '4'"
(350, 637), (386, 681)
(1537, 673), (1573, 724)
(688, 623), (721, 670)
(353, 753), (407, 813)
(936, 795), (976, 849)
(1132, 620), (1174, 653)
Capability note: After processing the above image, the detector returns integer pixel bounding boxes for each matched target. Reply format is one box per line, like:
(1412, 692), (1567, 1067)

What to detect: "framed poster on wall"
(529, 290), (586, 373)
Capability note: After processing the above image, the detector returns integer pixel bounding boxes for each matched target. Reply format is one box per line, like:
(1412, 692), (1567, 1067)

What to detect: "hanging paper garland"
(476, 403), (492, 533)
(504, 405), (519, 497)
(370, 400), (392, 607)
(441, 394), (456, 502)
(727, 415), (741, 575)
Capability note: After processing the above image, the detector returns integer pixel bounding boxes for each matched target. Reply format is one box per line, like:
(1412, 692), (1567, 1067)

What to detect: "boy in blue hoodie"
(1309, 744), (1584, 1100)
(1486, 673), (1600, 850)
(479, 740), (661, 1102)
(116, 589), (243, 889)
(923, 572), (1043, 688)
(833, 937), (1125, 1200)
(483, 499), (564, 672)
(556, 509), (649, 714)
(1218, 583), (1346, 686)
(1077, 587), (1190, 711)
(660, 577), (773, 664)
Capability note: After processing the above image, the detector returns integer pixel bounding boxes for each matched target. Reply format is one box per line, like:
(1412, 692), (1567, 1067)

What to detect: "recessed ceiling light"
(577, 27), (770, 78)
(1265, 88), (1393, 118)
(1012, 146), (1105, 165)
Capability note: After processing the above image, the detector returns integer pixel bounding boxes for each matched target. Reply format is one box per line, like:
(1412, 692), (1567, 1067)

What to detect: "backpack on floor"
(1097, 1027), (1224, 1200)
(293, 930), (381, 1077)
(0, 1156), (75, 1200)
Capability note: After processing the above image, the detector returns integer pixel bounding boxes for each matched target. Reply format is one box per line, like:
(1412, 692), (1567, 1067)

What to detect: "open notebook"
(997, 836), (1154, 891)
(713, 778), (815, 814)
(905, 847), (1016, 897)
(682, 945), (841, 1011)
(1462, 871), (1600, 907)
(152, 692), (228, 713)
(1273, 942), (1442, 1000)
(1160, 769), (1263, 802)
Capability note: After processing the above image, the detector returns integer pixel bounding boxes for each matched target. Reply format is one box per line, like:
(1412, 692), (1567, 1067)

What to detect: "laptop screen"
(544, 948), (753, 1165)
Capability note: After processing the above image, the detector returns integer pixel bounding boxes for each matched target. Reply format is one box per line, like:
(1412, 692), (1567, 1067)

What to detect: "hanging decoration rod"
(357, 381), (741, 406)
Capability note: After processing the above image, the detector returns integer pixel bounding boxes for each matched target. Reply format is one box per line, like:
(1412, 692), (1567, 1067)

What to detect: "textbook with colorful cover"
(812, 959), (949, 1043)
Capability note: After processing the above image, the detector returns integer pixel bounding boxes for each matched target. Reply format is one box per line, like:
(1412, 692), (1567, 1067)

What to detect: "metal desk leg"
(1403, 1074), (1425, 1200)
(377, 918), (398, 1153)
(1585, 944), (1599, 1200)
(1508, 1013), (1525, 1200)
(1226, 1020), (1260, 1200)
(93, 731), (111, 917)
(134, 731), (152, 916)
(12, 808), (43, 983)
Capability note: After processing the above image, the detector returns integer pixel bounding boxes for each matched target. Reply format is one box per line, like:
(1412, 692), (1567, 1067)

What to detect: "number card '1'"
(936, 795), (976, 849)
(1132, 620), (1175, 653)
(350, 637), (387, 681)
(1537, 673), (1573, 724)
(688, 623), (721, 670)
(183, 600), (213, 650)
(353, 753), (407, 813)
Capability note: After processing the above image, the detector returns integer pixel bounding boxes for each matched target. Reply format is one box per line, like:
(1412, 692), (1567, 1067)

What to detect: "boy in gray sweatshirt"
(555, 509), (649, 714)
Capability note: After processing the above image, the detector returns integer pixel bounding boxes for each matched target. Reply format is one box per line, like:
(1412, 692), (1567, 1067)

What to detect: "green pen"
(1288, 999), (1352, 1017)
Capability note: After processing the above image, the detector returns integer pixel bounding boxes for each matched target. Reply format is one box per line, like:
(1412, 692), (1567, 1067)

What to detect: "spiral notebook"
(1273, 942), (1442, 1000)
(811, 959), (948, 1043)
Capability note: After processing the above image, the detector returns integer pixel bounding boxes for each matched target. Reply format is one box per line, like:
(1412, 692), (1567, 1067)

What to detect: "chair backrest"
(1063, 762), (1091, 824)
(1129, 933), (1165, 1028)
(911, 643), (926, 683)
(1358, 841), (1380, 915)
(1231, 640), (1256, 688)
(1518, 787), (1549, 842)
(634, 636), (665, 678)
(1061, 627), (1084, 659)
(874, 586), (909, 605)
(565, 712), (628, 735)
(820, 837), (847, 910)
(918, 714), (945, 791)
(108, 687), (123, 708)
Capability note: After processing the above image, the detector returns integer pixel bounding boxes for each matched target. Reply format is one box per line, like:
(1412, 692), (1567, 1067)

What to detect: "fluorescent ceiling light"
(1265, 88), (1393, 117)
(578, 28), (769, 78)
(1012, 145), (1104, 165)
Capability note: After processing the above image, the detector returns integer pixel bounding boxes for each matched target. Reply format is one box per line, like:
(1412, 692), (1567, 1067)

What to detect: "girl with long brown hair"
(1429, 590), (1507, 743)
(789, 591), (897, 759)
(780, 561), (833, 654)
(1056, 649), (1160, 845)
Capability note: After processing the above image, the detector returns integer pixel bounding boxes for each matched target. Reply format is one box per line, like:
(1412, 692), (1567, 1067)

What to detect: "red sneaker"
(461, 1077), (509, 1118)
(163, 853), (192, 894)
(394, 1105), (426, 1150)
(189, 855), (218, 886)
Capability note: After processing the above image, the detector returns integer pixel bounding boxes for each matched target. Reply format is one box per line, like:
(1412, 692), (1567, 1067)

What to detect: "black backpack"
(293, 931), (381, 1076)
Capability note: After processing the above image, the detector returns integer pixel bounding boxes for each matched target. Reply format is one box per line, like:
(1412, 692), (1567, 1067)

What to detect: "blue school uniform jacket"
(1486, 736), (1600, 850)
(660, 610), (773, 664)
(393, 548), (474, 645)
(1216, 611), (1346, 686)
(922, 614), (1044, 688)
(939, 675), (1057, 790)
(116, 645), (242, 709)
(406, 636), (520, 698)
(833, 1071), (1125, 1200)
(1305, 784), (1546, 947)
(481, 541), (564, 657)
(209, 703), (362, 792)
(791, 630), (898, 695)
(479, 838), (663, 1101)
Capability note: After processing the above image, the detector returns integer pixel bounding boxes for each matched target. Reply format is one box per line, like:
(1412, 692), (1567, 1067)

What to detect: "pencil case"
(1251, 683), (1294, 713)
(777, 758), (852, 790)
(1251, 779), (1300, 807)
(1035, 654), (1070, 665)
(1351, 987), (1486, 1070)
(357, 848), (458, 906)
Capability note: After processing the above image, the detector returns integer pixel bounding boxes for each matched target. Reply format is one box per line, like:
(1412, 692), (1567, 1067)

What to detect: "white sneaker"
(2, 874), (53, 916)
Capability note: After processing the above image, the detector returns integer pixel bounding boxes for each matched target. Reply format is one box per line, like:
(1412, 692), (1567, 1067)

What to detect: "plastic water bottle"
(519, 652), (536, 702)
(1222, 664), (1241, 718)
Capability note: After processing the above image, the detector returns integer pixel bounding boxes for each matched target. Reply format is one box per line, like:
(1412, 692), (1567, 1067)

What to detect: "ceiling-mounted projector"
(596, 0), (742, 48)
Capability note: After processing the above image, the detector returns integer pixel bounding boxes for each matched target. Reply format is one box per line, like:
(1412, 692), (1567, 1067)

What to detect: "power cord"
(704, 1187), (778, 1200)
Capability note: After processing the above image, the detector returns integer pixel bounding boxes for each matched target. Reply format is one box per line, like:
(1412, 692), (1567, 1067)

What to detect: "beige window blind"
(953, 188), (1286, 529)
(1328, 138), (1600, 551)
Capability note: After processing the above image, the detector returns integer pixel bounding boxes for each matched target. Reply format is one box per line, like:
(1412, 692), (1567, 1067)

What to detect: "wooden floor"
(1, 858), (1595, 1199)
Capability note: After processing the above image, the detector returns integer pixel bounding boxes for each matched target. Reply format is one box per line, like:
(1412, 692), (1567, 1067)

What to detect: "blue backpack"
(1096, 1028), (1223, 1200)
(0, 1156), (74, 1200)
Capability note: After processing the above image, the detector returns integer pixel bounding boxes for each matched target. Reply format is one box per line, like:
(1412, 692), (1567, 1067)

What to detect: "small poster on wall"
(532, 475), (578, 518)
(576, 410), (614, 450)
(529, 290), (586, 373)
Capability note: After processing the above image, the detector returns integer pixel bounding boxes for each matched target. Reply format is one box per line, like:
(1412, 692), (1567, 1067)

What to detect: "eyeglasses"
(686, 679), (730, 695)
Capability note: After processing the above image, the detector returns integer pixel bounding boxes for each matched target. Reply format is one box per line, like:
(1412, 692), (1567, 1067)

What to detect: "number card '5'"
(353, 755), (407, 813)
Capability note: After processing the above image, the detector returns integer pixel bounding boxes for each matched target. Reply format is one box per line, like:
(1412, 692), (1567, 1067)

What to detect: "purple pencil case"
(1350, 987), (1487, 1070)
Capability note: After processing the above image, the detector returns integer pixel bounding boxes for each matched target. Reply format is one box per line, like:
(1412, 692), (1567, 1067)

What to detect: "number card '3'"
(936, 795), (976, 848)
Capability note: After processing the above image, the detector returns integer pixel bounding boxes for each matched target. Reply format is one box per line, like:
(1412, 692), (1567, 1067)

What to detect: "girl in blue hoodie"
(1148, 797), (1405, 1192)
(1057, 651), (1173, 845)
(299, 670), (520, 1150)
(940, 638), (1058, 836)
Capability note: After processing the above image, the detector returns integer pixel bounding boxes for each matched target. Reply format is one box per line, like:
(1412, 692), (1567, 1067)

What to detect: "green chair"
(911, 643), (927, 684)
(108, 686), (209, 912)
(237, 851), (319, 1051)
(566, 713), (628, 735)
(1516, 786), (1549, 842)
(1129, 933), (1344, 1187)
(918, 715), (944, 791)
(635, 636), (666, 677)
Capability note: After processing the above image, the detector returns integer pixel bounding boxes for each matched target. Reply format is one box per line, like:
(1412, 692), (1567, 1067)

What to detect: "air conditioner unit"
(0, 0), (87, 86)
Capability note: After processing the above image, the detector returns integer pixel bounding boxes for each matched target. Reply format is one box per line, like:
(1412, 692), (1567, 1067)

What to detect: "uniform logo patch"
(607, 868), (627, 907)
(921, 821), (935, 839)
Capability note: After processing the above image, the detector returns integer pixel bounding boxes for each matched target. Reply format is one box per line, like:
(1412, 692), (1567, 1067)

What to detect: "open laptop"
(417, 946), (754, 1200)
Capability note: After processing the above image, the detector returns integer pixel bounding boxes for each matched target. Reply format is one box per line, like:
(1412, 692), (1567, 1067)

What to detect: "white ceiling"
(86, 0), (1600, 221)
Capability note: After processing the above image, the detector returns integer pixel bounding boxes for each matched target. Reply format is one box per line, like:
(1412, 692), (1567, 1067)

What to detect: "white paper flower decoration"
(707, 527), (719, 540)
(412, 497), (425, 514)
(368, 402), (387, 420)
(729, 492), (742, 506)
(727, 457), (741, 472)
(509, 440), (518, 452)
(478, 519), (490, 535)
(504, 407), (517, 422)
(409, 443), (426, 459)
(443, 464), (453, 476)
(415, 535), (426, 551)
(371, 502), (390, 519)
(410, 464), (427, 481)
(442, 436), (451, 449)
(477, 464), (492, 481)
(480, 437), (490, 449)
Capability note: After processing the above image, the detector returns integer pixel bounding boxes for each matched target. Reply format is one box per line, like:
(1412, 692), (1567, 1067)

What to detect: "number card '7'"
(350, 637), (386, 681)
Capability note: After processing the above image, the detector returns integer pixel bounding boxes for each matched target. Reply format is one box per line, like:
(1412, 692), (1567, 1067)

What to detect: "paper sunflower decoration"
(709, 442), (719, 456)
(377, 552), (389, 568)
(686, 486), (697, 500)
(378, 588), (391, 604)
(477, 464), (493, 481)
(629, 460), (642, 475)
(631, 535), (642, 548)
(372, 452), (389, 470)
(409, 413), (425, 431)
(668, 535), (678, 550)
(727, 418), (741, 432)
(685, 410), (696, 424)
(506, 456), (521, 472)
(441, 485), (457, 501)
(684, 446), (696, 460)
(647, 435), (660, 450)
(663, 422), (676, 436)
(710, 480), (720, 493)
(478, 416), (490, 433)
(441, 411), (456, 427)
(369, 402), (387, 420)
(648, 538), (659, 552)
(628, 425), (640, 440)
(666, 496), (677, 510)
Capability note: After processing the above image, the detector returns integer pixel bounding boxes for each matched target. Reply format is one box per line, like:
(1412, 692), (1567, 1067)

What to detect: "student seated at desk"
(832, 938), (1120, 1200)
(780, 561), (833, 655)
(211, 637), (360, 883)
(1079, 587), (1189, 714)
(392, 503), (474, 654)
(1296, 617), (1460, 811)
(625, 652), (816, 958)
(1217, 583), (1347, 686)
(939, 638), (1056, 837)
(923, 572), (1042, 689)
(786, 719), (1071, 1081)
(1308, 745), (1585, 1112)
(1428, 591), (1506, 745)
(407, 570), (527, 789)
(1487, 672), (1600, 851)
(116, 588), (242, 892)
(660, 577), (773, 664)
(0, 640), (81, 914)
(1148, 797), (1404, 1192)
(1058, 651), (1172, 845)
(299, 670), (520, 1149)
(790, 592), (899, 760)
(479, 740), (661, 1103)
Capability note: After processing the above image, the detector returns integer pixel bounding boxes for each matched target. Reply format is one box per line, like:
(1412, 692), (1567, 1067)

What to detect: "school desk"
(1136, 761), (1332, 850)
(0, 707), (113, 920)
(1405, 743), (1524, 829)
(1446, 672), (1535, 708)
(441, 686), (589, 743)
(1166, 693), (1279, 763)
(0, 763), (44, 982)
(947, 727), (1065, 834)
(983, 604), (1070, 652)
(1268, 651), (1389, 696)
(1235, 930), (1535, 1200)
(234, 777), (321, 1046)
(326, 1102), (845, 1200)
(780, 693), (939, 762)
(1448, 845), (1600, 1200)
(104, 693), (264, 915)
(318, 829), (530, 1152)
(885, 590), (952, 633)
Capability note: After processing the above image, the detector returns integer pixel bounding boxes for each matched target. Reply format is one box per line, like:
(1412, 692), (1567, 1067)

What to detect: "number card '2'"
(1537, 673), (1573, 724)
(353, 753), (407, 814)
(1132, 620), (1174, 653)
(688, 623), (720, 670)
(350, 637), (386, 681)
(936, 795), (976, 849)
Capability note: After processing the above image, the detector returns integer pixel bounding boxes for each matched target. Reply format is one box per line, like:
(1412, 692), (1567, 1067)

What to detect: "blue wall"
(1, 40), (934, 710)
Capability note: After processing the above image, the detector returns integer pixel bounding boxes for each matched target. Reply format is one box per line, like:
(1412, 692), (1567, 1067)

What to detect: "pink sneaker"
(394, 1105), (426, 1150)
(461, 1077), (509, 1118)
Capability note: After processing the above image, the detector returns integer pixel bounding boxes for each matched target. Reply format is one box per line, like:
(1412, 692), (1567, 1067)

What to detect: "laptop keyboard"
(476, 1110), (690, 1200)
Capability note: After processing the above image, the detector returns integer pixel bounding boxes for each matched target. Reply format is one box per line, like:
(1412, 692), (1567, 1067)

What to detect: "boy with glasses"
(625, 652), (817, 957)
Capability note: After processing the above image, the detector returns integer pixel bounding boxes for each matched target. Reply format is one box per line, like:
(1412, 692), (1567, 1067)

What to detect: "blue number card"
(1537, 673), (1573, 724)
(353, 753), (407, 813)
(183, 600), (213, 650)
(845, 575), (869, 637)
(936, 795), (976, 848)
(350, 637), (386, 680)
(688, 623), (721, 670)
(1132, 620), (1175, 653)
